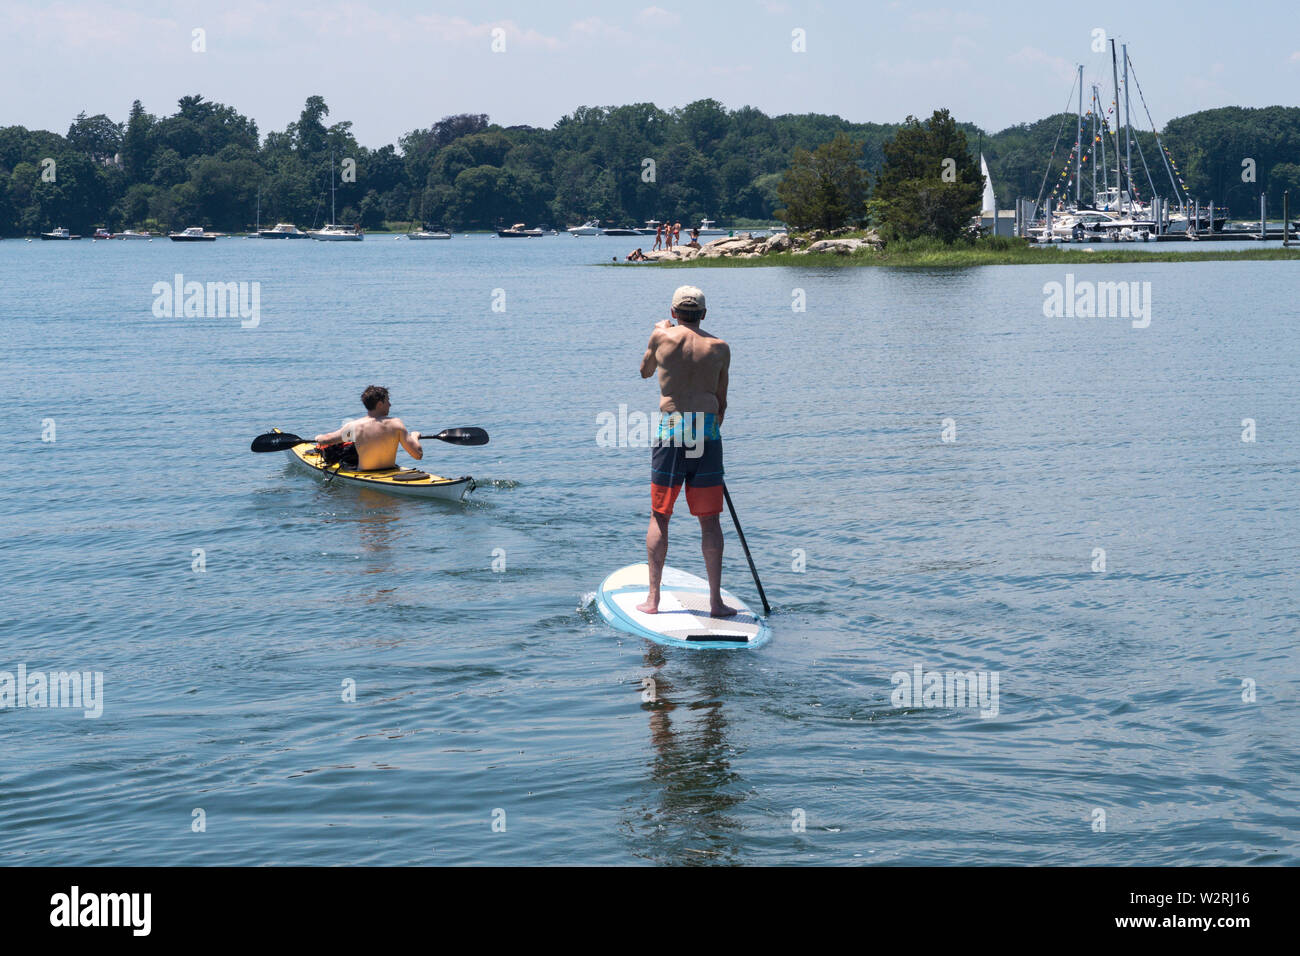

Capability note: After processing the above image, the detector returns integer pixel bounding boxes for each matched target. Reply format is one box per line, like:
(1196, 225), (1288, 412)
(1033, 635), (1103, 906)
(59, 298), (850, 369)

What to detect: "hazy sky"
(2, 0), (1297, 146)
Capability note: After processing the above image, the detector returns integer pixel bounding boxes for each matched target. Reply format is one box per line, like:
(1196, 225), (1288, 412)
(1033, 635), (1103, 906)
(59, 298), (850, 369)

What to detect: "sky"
(1, 0), (1297, 147)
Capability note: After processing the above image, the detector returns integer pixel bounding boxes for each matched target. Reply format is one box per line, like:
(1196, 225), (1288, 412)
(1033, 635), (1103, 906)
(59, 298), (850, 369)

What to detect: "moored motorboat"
(407, 229), (451, 239)
(568, 220), (602, 236)
(40, 227), (81, 240)
(116, 229), (153, 240)
(169, 226), (220, 241)
(92, 228), (113, 240)
(601, 225), (639, 236)
(259, 222), (310, 239)
(497, 223), (543, 237)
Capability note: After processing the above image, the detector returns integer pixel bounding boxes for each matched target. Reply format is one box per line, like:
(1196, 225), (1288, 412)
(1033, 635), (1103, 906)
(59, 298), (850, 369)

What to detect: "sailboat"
(308, 152), (363, 241)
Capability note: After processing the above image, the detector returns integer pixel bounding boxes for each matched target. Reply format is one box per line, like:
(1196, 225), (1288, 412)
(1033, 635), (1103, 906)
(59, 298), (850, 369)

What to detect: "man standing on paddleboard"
(314, 385), (424, 470)
(637, 286), (735, 617)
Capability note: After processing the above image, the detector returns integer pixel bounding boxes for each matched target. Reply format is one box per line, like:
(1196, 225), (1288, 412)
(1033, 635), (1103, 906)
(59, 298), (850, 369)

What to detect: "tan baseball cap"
(671, 285), (706, 315)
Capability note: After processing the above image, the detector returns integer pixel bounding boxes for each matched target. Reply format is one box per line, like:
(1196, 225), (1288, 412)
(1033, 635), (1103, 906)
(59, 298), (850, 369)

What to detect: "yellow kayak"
(278, 429), (474, 501)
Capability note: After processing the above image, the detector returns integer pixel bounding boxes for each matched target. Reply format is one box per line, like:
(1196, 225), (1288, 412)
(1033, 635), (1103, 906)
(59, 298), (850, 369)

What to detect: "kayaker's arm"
(396, 420), (423, 460)
(314, 427), (344, 445)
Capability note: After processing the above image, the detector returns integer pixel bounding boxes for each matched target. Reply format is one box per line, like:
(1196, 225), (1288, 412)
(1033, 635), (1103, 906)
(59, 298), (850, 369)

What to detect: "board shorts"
(650, 412), (724, 517)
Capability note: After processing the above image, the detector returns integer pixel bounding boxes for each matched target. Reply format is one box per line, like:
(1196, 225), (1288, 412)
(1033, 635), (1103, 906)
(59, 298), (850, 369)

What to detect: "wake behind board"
(595, 563), (770, 650)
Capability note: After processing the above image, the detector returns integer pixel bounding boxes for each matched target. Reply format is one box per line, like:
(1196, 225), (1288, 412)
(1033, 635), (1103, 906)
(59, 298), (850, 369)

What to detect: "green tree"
(776, 133), (869, 230)
(870, 109), (982, 241)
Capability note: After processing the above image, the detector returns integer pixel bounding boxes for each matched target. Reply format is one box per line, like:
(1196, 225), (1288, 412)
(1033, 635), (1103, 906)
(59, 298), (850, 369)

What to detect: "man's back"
(653, 325), (729, 415)
(347, 416), (404, 470)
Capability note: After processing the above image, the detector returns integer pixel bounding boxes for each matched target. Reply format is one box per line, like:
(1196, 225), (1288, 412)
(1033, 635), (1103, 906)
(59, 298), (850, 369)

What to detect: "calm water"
(2, 235), (1297, 865)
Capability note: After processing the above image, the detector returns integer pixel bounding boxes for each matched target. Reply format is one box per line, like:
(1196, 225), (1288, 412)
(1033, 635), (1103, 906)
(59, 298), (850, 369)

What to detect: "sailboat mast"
(1091, 86), (1099, 201)
(330, 150), (336, 225)
(1110, 40), (1122, 213)
(1076, 64), (1083, 206)
(1123, 43), (1132, 213)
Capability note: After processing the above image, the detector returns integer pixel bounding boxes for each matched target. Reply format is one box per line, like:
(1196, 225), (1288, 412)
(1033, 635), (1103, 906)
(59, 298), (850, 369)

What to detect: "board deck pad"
(596, 563), (770, 650)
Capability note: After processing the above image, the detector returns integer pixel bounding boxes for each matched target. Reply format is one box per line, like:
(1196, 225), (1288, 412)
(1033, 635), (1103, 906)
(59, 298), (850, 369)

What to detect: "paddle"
(722, 483), (771, 616)
(249, 428), (488, 453)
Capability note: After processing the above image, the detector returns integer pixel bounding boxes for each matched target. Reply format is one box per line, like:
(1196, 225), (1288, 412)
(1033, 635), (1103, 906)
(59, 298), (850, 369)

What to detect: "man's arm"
(714, 345), (730, 426)
(640, 324), (668, 378)
(394, 419), (423, 460)
(314, 427), (345, 445)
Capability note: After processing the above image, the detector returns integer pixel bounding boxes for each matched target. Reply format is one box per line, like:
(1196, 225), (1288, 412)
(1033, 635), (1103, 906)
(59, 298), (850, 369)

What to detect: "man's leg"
(637, 512), (670, 614)
(697, 514), (737, 617)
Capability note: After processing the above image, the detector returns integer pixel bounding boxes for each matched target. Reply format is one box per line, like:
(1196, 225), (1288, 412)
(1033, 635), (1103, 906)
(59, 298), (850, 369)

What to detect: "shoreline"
(646, 246), (1300, 268)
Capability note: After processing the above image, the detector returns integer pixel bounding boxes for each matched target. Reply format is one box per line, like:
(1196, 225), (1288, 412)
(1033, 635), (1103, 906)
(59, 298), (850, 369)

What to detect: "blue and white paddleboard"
(595, 563), (770, 650)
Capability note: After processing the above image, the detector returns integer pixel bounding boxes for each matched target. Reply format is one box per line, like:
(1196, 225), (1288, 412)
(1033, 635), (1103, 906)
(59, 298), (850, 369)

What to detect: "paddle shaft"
(722, 483), (771, 616)
(250, 428), (487, 452)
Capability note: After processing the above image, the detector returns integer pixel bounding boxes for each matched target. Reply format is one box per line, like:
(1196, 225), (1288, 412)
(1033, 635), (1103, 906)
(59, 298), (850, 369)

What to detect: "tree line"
(0, 94), (1295, 236)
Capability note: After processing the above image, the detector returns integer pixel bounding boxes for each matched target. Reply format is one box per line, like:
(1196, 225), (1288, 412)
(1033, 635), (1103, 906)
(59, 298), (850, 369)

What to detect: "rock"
(805, 240), (853, 255)
(761, 233), (793, 253)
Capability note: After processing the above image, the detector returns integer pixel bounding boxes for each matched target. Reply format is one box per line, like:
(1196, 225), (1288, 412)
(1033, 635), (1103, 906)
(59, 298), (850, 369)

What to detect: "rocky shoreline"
(634, 227), (883, 262)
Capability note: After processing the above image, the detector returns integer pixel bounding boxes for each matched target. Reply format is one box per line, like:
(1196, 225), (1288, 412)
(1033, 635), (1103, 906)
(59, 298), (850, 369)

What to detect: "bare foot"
(710, 603), (738, 618)
(636, 599), (659, 614)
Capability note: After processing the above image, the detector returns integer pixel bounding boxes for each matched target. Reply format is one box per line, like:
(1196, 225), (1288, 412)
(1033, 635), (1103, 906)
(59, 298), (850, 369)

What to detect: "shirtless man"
(313, 385), (423, 471)
(637, 285), (735, 617)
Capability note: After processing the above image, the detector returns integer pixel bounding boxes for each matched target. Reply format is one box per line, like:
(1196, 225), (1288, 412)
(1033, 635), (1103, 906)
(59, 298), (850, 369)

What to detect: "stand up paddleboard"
(595, 563), (770, 649)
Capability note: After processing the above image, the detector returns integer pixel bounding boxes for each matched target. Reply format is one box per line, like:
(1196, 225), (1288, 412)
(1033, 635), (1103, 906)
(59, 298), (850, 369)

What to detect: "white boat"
(309, 223), (363, 241)
(168, 226), (220, 241)
(309, 152), (363, 240)
(259, 222), (310, 239)
(116, 229), (153, 240)
(40, 227), (80, 240)
(407, 229), (451, 240)
(497, 223), (543, 237)
(695, 219), (727, 237)
(636, 219), (663, 236)
(568, 220), (602, 236)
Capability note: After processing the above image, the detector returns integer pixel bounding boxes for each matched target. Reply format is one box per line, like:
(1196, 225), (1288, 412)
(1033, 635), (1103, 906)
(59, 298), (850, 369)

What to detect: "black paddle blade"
(431, 427), (489, 446)
(250, 432), (310, 452)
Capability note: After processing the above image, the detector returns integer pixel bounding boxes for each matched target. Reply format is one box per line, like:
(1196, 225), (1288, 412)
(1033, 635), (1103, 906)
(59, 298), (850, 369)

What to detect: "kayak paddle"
(250, 428), (489, 453)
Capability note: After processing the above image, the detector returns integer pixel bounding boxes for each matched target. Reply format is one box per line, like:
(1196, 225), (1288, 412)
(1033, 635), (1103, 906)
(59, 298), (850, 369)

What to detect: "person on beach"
(627, 247), (648, 261)
(637, 285), (735, 617)
(687, 227), (700, 248)
(314, 385), (423, 471)
(672, 221), (682, 246)
(653, 222), (664, 251)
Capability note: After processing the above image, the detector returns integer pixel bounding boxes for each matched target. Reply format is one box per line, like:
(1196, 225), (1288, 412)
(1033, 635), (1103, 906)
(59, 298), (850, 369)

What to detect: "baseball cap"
(671, 285), (706, 315)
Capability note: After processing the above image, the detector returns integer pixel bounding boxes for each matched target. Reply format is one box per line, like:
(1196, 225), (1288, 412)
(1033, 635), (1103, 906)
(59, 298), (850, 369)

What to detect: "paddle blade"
(250, 432), (310, 452)
(429, 427), (489, 446)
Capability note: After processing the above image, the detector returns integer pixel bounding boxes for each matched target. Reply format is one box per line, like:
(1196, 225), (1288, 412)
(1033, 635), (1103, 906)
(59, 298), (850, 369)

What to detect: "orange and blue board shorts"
(650, 412), (724, 516)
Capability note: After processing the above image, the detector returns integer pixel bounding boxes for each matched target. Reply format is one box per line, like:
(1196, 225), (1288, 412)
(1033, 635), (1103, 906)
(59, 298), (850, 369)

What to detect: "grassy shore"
(653, 237), (1300, 268)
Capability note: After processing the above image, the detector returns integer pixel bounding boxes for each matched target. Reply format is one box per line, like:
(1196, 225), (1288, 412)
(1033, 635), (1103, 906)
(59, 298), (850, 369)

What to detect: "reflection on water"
(626, 647), (748, 865)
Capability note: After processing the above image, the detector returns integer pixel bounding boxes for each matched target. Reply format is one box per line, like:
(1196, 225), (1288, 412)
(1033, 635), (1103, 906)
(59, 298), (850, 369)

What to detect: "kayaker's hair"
(671, 307), (705, 324)
(362, 385), (390, 410)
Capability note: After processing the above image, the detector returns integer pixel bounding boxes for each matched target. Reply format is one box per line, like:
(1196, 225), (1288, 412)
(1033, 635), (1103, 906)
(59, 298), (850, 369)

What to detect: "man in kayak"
(314, 385), (423, 470)
(637, 285), (735, 617)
